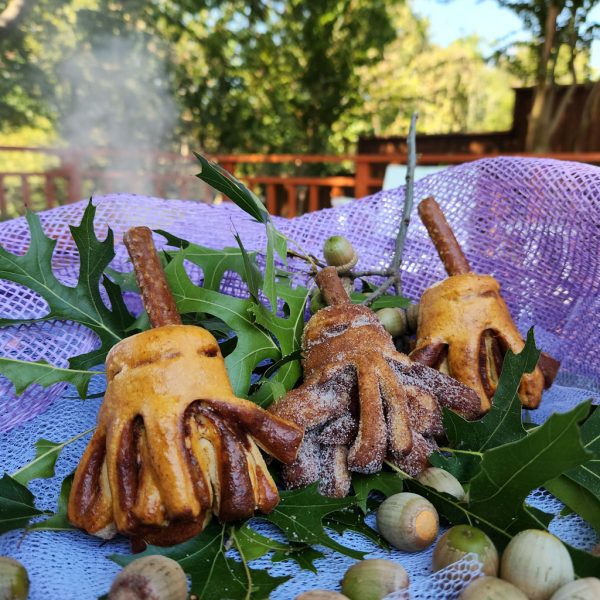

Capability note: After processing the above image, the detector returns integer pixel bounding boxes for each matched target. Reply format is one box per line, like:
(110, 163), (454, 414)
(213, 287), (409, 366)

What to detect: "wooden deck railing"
(1, 146), (599, 219)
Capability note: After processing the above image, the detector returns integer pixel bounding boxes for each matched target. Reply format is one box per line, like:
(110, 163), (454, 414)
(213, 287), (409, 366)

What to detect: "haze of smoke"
(58, 36), (178, 197)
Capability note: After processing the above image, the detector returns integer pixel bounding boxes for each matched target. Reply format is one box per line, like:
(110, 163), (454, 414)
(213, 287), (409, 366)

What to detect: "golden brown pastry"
(269, 268), (481, 497)
(68, 227), (303, 546)
(412, 273), (545, 412)
(411, 197), (558, 414)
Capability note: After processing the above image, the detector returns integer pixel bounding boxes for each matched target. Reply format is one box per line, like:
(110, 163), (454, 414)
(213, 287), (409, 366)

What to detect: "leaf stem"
(383, 459), (412, 479)
(439, 447), (484, 457)
(11, 426), (95, 480)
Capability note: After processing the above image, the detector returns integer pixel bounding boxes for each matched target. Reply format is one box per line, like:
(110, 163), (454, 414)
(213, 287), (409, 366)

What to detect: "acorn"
(458, 576), (528, 599)
(416, 467), (466, 500)
(376, 307), (408, 338)
(295, 592), (350, 600)
(500, 529), (574, 600)
(549, 578), (600, 600)
(0, 557), (29, 600)
(376, 492), (439, 552)
(341, 559), (408, 600)
(323, 236), (358, 272)
(406, 302), (419, 333)
(108, 555), (187, 600)
(432, 525), (498, 576)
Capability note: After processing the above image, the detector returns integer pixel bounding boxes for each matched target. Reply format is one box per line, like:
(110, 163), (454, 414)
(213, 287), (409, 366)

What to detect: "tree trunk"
(525, 3), (560, 152)
(0, 0), (32, 34)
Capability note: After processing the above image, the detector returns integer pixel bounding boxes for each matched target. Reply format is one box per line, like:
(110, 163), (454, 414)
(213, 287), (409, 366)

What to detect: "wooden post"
(21, 175), (31, 211)
(266, 184), (277, 214)
(286, 185), (297, 218)
(308, 185), (319, 213)
(66, 163), (82, 203)
(45, 175), (56, 209)
(0, 175), (6, 219)
(354, 159), (370, 198)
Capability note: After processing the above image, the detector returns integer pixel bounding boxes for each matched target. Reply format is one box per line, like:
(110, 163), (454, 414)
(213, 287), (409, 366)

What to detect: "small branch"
(391, 112), (419, 287)
(361, 112), (419, 305)
(285, 113), (420, 303)
(361, 275), (398, 304)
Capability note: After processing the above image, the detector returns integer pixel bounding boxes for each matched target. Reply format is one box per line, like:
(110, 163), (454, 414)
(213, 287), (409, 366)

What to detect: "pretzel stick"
(417, 197), (471, 276)
(316, 266), (351, 306)
(123, 226), (182, 328)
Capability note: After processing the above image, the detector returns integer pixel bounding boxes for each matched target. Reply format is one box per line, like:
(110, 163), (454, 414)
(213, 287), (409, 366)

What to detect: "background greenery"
(0, 0), (597, 156)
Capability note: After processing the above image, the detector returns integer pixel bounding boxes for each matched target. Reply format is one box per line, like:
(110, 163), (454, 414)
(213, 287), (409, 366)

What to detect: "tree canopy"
(0, 0), (597, 154)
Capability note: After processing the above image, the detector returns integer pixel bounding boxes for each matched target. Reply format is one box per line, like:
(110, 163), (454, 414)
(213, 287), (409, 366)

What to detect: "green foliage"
(0, 358), (100, 399)
(12, 430), (93, 486)
(31, 474), (75, 531)
(164, 247), (308, 400)
(563, 404), (600, 497)
(443, 329), (540, 452)
(235, 523), (324, 572)
(352, 472), (406, 513)
(194, 152), (287, 311)
(411, 336), (600, 578)
(0, 201), (133, 395)
(111, 522), (289, 600)
(0, 474), (44, 534)
(260, 483), (365, 559)
(544, 475), (600, 534)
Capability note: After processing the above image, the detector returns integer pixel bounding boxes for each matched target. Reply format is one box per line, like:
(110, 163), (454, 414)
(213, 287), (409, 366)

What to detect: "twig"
(361, 112), (419, 305)
(392, 112), (418, 290)
(288, 112), (420, 302)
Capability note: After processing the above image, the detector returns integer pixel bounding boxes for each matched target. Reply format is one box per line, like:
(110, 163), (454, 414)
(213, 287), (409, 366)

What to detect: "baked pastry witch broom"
(411, 197), (560, 414)
(269, 266), (482, 496)
(68, 227), (303, 546)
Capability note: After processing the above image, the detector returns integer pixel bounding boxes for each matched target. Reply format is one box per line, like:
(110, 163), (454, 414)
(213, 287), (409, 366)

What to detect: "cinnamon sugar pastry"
(269, 268), (481, 497)
(67, 227), (302, 546)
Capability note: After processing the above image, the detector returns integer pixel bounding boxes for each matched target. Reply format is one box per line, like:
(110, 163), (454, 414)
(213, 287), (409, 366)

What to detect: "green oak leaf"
(260, 483), (365, 559)
(0, 357), (100, 399)
(249, 281), (309, 405)
(164, 250), (279, 395)
(544, 475), (600, 535)
(264, 222), (288, 312)
(271, 545), (324, 573)
(12, 428), (93, 485)
(324, 507), (388, 549)
(443, 329), (540, 453)
(111, 522), (288, 600)
(428, 451), (482, 483)
(563, 405), (600, 498)
(235, 523), (324, 573)
(31, 473), (74, 531)
(352, 472), (406, 513)
(161, 231), (258, 293)
(408, 400), (600, 576)
(234, 523), (290, 561)
(0, 473), (44, 534)
(194, 152), (287, 311)
(194, 153), (269, 224)
(233, 232), (263, 303)
(467, 401), (592, 530)
(0, 201), (134, 394)
(164, 248), (307, 400)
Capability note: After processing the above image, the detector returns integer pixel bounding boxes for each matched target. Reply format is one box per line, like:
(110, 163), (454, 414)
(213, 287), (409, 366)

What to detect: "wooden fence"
(1, 146), (599, 219)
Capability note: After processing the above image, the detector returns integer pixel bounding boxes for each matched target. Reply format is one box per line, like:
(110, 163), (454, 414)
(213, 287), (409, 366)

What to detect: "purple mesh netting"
(0, 158), (599, 599)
